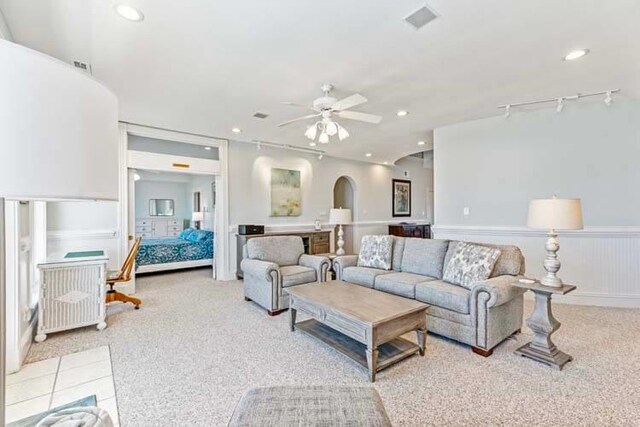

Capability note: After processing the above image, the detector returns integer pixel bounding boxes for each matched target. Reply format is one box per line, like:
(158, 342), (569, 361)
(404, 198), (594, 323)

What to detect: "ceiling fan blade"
(332, 93), (368, 111)
(277, 113), (321, 127)
(281, 101), (319, 112)
(336, 110), (382, 124)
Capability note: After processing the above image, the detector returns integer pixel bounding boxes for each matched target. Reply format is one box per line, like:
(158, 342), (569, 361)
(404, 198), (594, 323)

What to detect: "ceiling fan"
(278, 84), (382, 144)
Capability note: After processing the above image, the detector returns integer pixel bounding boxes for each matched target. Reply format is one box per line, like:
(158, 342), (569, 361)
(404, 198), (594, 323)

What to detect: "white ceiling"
(1, 0), (639, 163)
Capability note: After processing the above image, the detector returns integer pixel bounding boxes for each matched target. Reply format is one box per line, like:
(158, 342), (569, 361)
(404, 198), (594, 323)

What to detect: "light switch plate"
(463, 207), (470, 216)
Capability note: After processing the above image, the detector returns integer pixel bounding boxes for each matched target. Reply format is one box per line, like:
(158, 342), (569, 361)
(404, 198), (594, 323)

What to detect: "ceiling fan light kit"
(279, 84), (382, 144)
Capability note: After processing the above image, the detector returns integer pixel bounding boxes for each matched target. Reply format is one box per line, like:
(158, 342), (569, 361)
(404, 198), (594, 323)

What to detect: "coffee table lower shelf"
(296, 319), (421, 377)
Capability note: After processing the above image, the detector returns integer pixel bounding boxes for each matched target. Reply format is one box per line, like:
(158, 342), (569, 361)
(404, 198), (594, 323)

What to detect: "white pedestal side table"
(514, 281), (576, 370)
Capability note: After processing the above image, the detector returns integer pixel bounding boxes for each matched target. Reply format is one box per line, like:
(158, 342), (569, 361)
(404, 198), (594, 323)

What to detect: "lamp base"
(541, 232), (563, 288)
(336, 224), (345, 256)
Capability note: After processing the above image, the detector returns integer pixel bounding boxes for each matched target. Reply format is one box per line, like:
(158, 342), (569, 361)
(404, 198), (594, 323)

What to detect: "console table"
(514, 281), (576, 370)
(235, 230), (331, 279)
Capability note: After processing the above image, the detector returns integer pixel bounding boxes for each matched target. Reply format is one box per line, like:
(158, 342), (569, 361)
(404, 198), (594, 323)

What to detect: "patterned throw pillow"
(179, 228), (195, 240)
(357, 235), (394, 270)
(443, 242), (502, 289)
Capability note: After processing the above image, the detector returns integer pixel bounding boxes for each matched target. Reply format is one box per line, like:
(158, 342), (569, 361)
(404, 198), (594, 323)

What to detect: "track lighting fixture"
(318, 154), (323, 160)
(504, 104), (511, 119)
(556, 98), (564, 113)
(251, 139), (325, 158)
(604, 91), (613, 106)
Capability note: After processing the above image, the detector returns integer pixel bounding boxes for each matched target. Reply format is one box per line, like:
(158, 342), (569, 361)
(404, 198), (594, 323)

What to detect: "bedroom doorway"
(119, 123), (231, 288)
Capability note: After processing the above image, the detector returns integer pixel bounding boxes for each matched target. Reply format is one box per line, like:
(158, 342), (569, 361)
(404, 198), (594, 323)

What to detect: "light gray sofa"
(334, 237), (526, 356)
(241, 236), (330, 316)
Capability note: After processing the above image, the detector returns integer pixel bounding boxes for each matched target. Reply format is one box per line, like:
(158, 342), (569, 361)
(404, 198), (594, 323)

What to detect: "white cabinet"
(136, 218), (183, 238)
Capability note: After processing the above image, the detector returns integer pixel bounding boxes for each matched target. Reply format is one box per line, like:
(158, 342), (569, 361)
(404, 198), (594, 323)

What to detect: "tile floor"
(5, 346), (119, 425)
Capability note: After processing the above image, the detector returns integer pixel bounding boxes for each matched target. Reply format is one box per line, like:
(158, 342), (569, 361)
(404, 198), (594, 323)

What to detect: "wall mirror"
(149, 199), (175, 216)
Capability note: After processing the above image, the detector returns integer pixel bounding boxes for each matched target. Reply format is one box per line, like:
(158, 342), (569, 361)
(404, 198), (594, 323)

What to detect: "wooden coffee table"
(286, 280), (429, 382)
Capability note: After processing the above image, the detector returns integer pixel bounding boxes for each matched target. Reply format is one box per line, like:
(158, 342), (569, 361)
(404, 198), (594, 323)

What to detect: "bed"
(136, 228), (214, 273)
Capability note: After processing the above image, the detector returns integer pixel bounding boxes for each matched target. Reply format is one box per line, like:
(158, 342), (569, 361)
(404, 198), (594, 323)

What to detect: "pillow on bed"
(187, 229), (212, 242)
(179, 228), (195, 240)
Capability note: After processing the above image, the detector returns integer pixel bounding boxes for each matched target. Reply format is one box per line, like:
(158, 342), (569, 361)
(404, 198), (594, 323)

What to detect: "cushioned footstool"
(228, 386), (392, 427)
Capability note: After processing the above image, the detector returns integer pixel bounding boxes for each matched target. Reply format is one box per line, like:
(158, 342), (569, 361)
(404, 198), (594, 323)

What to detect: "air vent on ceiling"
(73, 61), (92, 75)
(253, 112), (269, 119)
(404, 5), (438, 30)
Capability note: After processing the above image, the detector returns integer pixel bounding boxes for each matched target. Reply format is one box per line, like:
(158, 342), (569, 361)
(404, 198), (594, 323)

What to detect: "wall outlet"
(463, 207), (470, 216)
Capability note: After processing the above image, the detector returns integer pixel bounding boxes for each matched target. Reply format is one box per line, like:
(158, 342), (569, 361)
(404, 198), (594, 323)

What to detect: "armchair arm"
(333, 255), (359, 280)
(299, 254), (330, 282)
(240, 258), (280, 282)
(471, 275), (526, 308)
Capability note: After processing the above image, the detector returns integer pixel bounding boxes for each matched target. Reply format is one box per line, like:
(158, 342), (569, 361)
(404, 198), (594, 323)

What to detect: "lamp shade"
(192, 212), (204, 222)
(527, 198), (583, 230)
(329, 208), (352, 225)
(0, 41), (119, 201)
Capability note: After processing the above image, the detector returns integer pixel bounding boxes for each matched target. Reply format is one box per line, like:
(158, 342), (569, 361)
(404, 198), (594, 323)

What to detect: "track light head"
(604, 91), (613, 106)
(556, 98), (564, 113)
(504, 105), (511, 119)
(318, 154), (323, 160)
(256, 142), (262, 150)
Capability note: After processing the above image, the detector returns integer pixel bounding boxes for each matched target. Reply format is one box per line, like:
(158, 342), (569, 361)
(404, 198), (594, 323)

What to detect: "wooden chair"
(106, 237), (142, 309)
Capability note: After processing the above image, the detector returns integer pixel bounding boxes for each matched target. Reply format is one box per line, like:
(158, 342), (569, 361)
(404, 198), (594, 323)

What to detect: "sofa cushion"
(415, 280), (471, 314)
(400, 238), (450, 279)
(443, 242), (501, 289)
(247, 236), (304, 266)
(280, 265), (317, 288)
(374, 272), (437, 299)
(343, 266), (393, 289)
(357, 235), (393, 270)
(391, 237), (405, 272)
(445, 241), (524, 277)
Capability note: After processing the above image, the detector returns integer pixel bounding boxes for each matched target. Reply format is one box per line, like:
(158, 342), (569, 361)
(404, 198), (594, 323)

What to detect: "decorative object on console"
(357, 235), (393, 270)
(388, 223), (431, 238)
(527, 196), (583, 287)
(392, 179), (411, 217)
(329, 208), (352, 256)
(442, 242), (502, 289)
(514, 280), (577, 370)
(314, 219), (322, 231)
(238, 224), (265, 235)
(192, 211), (204, 229)
(270, 168), (301, 216)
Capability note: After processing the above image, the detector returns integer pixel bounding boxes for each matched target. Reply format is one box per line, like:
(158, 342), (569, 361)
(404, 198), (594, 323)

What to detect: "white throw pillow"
(443, 242), (502, 289)
(357, 235), (393, 270)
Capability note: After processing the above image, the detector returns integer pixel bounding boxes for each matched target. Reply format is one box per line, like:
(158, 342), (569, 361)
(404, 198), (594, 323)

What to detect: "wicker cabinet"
(236, 231), (331, 279)
(388, 223), (432, 239)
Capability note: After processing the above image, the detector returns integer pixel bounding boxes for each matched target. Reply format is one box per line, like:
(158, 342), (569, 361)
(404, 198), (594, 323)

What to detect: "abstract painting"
(270, 168), (301, 216)
(392, 179), (411, 217)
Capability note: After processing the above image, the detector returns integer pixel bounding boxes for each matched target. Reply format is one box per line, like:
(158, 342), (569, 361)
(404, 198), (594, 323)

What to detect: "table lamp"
(527, 196), (583, 287)
(329, 208), (352, 256)
(0, 41), (119, 424)
(192, 211), (204, 229)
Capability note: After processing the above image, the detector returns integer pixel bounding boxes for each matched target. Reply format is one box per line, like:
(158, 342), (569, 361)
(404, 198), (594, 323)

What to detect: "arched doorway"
(333, 176), (355, 254)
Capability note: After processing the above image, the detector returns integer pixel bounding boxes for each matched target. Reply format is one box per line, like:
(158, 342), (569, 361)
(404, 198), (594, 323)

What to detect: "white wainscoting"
(433, 225), (640, 308)
(228, 220), (422, 278)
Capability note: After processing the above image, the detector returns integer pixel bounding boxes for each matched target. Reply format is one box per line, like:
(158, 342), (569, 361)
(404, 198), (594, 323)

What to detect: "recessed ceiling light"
(114, 4), (144, 22)
(563, 49), (589, 61)
(417, 141), (425, 146)
(231, 127), (242, 133)
(309, 142), (316, 147)
(204, 146), (212, 150)
(365, 153), (372, 157)
(383, 161), (389, 165)
(396, 110), (409, 117)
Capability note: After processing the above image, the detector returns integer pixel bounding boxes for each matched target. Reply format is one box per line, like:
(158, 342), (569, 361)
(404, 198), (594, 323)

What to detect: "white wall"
(228, 141), (431, 275)
(46, 201), (120, 270)
(135, 181), (190, 220)
(0, 8), (14, 41)
(433, 100), (640, 307)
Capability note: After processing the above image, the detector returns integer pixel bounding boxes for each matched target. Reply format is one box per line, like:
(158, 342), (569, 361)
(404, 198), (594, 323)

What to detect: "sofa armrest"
(471, 275), (526, 308)
(333, 255), (359, 280)
(240, 258), (280, 282)
(299, 254), (330, 282)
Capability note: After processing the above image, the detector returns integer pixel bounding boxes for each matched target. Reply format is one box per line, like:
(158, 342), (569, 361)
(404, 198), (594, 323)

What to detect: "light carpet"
(26, 268), (640, 426)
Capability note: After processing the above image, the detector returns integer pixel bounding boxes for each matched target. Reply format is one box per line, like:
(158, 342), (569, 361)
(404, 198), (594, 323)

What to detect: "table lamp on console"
(527, 195), (583, 287)
(329, 208), (352, 256)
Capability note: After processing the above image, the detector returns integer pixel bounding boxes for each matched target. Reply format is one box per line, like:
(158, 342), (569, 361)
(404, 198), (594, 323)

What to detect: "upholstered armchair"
(240, 236), (330, 316)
